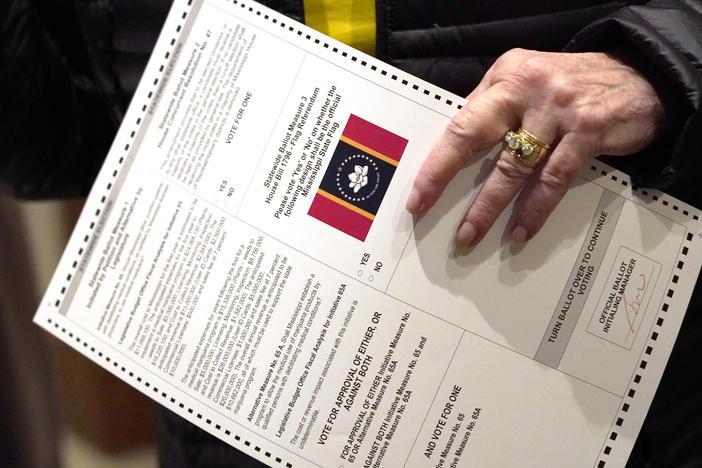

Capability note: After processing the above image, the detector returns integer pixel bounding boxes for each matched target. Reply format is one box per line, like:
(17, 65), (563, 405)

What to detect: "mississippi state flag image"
(308, 114), (408, 241)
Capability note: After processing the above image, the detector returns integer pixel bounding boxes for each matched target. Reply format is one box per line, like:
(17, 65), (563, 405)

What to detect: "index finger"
(406, 83), (521, 214)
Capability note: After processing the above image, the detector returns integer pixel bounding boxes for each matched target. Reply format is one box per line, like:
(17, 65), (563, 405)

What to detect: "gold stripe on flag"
(339, 135), (399, 167)
(317, 189), (376, 220)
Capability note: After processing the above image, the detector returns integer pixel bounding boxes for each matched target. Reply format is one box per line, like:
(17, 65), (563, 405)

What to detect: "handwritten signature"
(624, 274), (647, 334)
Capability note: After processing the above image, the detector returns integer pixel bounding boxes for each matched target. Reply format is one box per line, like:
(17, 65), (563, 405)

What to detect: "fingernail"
(511, 225), (528, 243)
(456, 222), (477, 246)
(406, 189), (424, 214)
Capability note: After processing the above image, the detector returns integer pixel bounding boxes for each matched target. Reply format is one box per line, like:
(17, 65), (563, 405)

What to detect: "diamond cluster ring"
(503, 129), (551, 168)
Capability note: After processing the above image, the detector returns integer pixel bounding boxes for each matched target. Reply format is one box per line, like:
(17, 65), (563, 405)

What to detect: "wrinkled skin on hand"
(406, 48), (665, 247)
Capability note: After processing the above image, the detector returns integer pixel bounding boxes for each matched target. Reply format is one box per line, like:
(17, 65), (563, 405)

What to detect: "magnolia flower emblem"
(348, 165), (369, 193)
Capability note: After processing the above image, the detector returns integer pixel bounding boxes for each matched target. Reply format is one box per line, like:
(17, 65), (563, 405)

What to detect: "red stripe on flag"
(342, 114), (408, 163)
(308, 193), (373, 241)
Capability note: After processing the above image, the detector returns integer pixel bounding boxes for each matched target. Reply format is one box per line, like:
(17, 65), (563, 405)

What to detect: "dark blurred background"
(0, 0), (173, 466)
(1, 195), (158, 468)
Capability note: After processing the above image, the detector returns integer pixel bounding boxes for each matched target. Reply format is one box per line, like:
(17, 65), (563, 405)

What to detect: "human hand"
(406, 49), (665, 246)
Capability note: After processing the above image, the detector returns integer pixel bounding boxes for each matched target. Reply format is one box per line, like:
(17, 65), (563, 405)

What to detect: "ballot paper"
(34, 1), (702, 466)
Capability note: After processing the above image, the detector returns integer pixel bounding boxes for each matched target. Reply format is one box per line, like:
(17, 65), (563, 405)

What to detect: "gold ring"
(503, 129), (551, 168)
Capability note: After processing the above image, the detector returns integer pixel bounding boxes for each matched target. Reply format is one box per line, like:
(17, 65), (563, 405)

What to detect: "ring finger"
(509, 133), (596, 242)
(456, 110), (557, 246)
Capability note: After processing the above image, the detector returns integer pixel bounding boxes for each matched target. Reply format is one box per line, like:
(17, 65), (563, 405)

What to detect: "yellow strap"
(304, 0), (376, 56)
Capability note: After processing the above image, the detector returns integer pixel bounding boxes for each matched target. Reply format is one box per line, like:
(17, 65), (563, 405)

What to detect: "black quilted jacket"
(2, 1), (701, 466)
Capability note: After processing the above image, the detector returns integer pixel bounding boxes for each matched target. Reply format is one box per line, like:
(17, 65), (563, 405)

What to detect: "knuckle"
(419, 165), (444, 191)
(445, 111), (481, 155)
(503, 47), (528, 61)
(494, 48), (526, 67)
(549, 77), (578, 108)
(468, 197), (498, 228)
(538, 164), (573, 192)
(495, 157), (533, 182)
(446, 112), (472, 140)
(520, 202), (551, 224)
(506, 56), (549, 90)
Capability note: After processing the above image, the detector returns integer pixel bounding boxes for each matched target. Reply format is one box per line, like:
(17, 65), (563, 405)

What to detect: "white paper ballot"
(34, 1), (702, 467)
